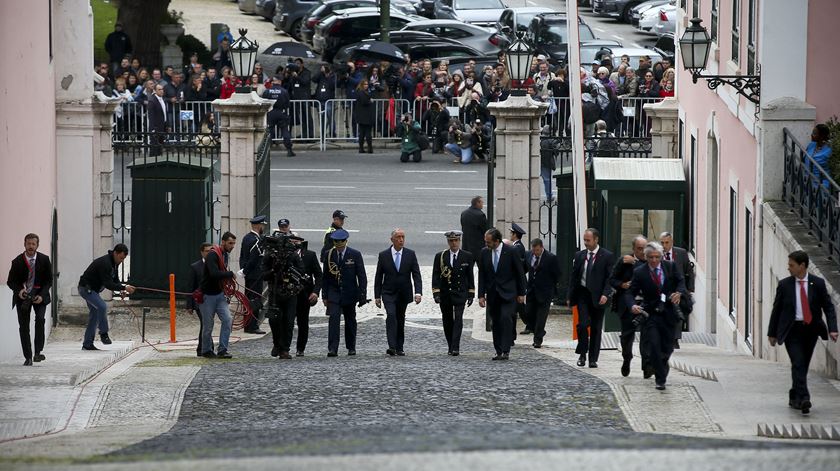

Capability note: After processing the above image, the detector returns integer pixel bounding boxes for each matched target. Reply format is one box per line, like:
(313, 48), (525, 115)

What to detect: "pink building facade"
(676, 0), (840, 373)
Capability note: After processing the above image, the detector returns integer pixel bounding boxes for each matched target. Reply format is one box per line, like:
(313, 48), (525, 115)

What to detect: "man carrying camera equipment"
(7, 233), (52, 365)
(626, 242), (687, 390)
(262, 75), (295, 157)
(240, 215), (268, 335)
(261, 232), (306, 360)
(395, 112), (424, 163)
(290, 233), (322, 357)
(199, 233), (237, 359)
(322, 229), (368, 357)
(432, 231), (475, 356)
(78, 244), (135, 351)
(608, 235), (650, 378)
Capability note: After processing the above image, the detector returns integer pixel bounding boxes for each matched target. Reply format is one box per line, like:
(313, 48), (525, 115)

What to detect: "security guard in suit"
(262, 75), (295, 157)
(321, 229), (368, 356)
(432, 231), (475, 356)
(609, 235), (650, 377)
(321, 210), (347, 263)
(240, 215), (267, 334)
(510, 224), (529, 340)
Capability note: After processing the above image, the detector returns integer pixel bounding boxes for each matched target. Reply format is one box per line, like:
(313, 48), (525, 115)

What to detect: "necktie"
(656, 268), (662, 286)
(26, 257), (35, 290)
(585, 251), (594, 281)
(532, 256), (539, 268)
(395, 251), (401, 271)
(799, 280), (812, 324)
(665, 252), (671, 261)
(338, 251), (343, 265)
(493, 249), (499, 272)
(452, 252), (457, 267)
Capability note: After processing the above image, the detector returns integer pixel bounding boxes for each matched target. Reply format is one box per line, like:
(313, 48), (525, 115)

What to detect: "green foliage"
(825, 116), (840, 183)
(177, 34), (213, 68)
(160, 9), (185, 25)
(92, 0), (118, 63)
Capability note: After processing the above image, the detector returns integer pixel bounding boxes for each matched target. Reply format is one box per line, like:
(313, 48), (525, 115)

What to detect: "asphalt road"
(270, 148), (488, 262)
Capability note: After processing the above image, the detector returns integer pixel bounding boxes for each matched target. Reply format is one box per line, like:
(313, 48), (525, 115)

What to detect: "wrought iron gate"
(255, 128), (271, 220)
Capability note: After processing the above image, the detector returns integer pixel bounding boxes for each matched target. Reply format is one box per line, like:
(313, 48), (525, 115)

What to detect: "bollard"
(169, 274), (176, 343)
(142, 307), (149, 343)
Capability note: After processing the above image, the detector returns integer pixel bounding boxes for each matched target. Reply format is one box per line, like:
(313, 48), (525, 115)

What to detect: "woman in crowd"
(354, 79), (375, 154)
(248, 73), (266, 95)
(659, 79), (675, 97)
(219, 66), (238, 99)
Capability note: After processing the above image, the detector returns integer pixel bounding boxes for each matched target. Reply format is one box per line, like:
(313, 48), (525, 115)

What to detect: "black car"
(299, 1), (415, 45)
(254, 0), (276, 20)
(273, 0), (320, 39)
(313, 8), (424, 61)
(650, 32), (674, 63)
(527, 13), (596, 66)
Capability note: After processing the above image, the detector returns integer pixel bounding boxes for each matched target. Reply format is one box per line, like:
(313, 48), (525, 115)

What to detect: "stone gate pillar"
(644, 97), (679, 159)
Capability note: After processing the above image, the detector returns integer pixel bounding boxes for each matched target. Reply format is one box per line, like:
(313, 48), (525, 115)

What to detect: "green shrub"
(177, 34), (213, 68)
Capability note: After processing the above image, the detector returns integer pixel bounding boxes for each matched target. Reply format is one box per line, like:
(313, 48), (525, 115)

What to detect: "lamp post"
(505, 32), (535, 97)
(230, 28), (259, 94)
(679, 18), (760, 104)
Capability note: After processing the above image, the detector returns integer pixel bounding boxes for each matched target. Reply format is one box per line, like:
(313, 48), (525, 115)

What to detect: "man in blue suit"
(625, 242), (687, 390)
(768, 250), (838, 415)
(375, 228), (422, 356)
(322, 229), (368, 357)
(478, 228), (526, 360)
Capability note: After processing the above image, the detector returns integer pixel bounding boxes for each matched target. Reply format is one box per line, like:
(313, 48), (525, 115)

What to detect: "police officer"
(321, 210), (347, 262)
(240, 215), (267, 335)
(321, 229), (368, 356)
(262, 75), (295, 157)
(509, 224), (528, 339)
(432, 231), (475, 356)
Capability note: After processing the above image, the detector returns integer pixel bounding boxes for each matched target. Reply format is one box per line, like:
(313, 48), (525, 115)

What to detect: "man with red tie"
(768, 251), (838, 415)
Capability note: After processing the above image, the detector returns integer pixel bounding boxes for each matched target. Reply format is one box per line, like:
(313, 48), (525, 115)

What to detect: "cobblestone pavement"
(110, 317), (809, 463)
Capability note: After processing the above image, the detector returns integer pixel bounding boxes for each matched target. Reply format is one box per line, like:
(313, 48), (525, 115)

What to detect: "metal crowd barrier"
(322, 98), (412, 147)
(541, 97), (661, 138)
(113, 101), (219, 142)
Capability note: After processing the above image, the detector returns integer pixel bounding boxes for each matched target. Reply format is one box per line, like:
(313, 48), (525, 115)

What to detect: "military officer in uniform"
(432, 231), (475, 356)
(321, 210), (347, 262)
(240, 215), (267, 334)
(262, 75), (295, 157)
(321, 229), (368, 356)
(509, 224), (529, 339)
(276, 218), (291, 236)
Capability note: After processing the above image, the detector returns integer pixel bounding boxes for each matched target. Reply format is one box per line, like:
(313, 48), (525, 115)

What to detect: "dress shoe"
(278, 351), (292, 359)
(589, 362), (598, 368)
(271, 347), (279, 357)
(386, 349), (396, 356)
(100, 333), (112, 345)
(82, 345), (100, 351)
(673, 339), (680, 349)
(447, 350), (453, 356)
(655, 383), (666, 390)
(451, 351), (460, 356)
(500, 353), (510, 360)
(520, 329), (533, 335)
(34, 354), (46, 362)
(348, 350), (356, 356)
(359, 148), (366, 154)
(621, 359), (631, 377)
(533, 342), (542, 348)
(216, 350), (233, 359)
(643, 367), (654, 379)
(396, 350), (405, 356)
(576, 354), (586, 367)
(327, 351), (338, 357)
(287, 150), (296, 157)
(789, 399), (802, 410)
(800, 400), (812, 415)
(201, 351), (217, 358)
(492, 354), (502, 361)
(251, 329), (266, 335)
(296, 351), (304, 357)
(23, 358), (33, 366)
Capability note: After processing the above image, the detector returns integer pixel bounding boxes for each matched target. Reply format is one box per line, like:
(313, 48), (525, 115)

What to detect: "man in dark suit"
(509, 224), (529, 339)
(460, 196), (488, 267)
(768, 250), (838, 414)
(526, 238), (560, 348)
(292, 233), (322, 357)
(375, 228), (423, 356)
(147, 83), (168, 156)
(478, 228), (526, 360)
(609, 235), (649, 377)
(432, 231), (475, 355)
(659, 232), (695, 348)
(7, 233), (53, 366)
(626, 242), (687, 390)
(567, 228), (615, 368)
(187, 242), (212, 357)
(322, 229), (368, 356)
(240, 215), (267, 335)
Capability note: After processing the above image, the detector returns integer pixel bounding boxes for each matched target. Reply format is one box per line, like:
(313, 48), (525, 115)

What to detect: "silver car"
(433, 0), (508, 28)
(401, 19), (500, 55)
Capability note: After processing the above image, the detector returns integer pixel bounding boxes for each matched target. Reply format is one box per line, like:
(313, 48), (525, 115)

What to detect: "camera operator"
(626, 242), (687, 390)
(463, 92), (490, 129)
(445, 117), (473, 164)
(7, 233), (52, 366)
(396, 112), (423, 163)
(421, 98), (450, 154)
(261, 232), (305, 360)
(470, 119), (491, 162)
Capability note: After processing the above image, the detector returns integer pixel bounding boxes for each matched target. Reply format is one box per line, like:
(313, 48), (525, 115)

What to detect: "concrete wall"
(0, 1), (57, 363)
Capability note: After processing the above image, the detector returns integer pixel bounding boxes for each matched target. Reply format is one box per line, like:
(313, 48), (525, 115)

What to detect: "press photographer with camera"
(421, 99), (450, 154)
(7, 233), (52, 366)
(444, 118), (473, 164)
(395, 112), (424, 163)
(259, 231), (305, 359)
(626, 242), (687, 391)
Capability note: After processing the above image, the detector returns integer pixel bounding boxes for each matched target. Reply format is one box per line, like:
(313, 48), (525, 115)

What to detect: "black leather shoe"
(520, 329), (533, 335)
(271, 347), (279, 357)
(789, 399), (802, 410)
(655, 383), (666, 390)
(447, 350), (453, 356)
(621, 359), (631, 377)
(348, 350), (356, 356)
(500, 353), (509, 360)
(216, 350), (233, 359)
(278, 351), (292, 359)
(396, 351), (405, 356)
(451, 351), (459, 356)
(100, 333), (112, 345)
(296, 351), (304, 357)
(800, 400), (812, 415)
(643, 367), (654, 379)
(23, 358), (33, 366)
(34, 354), (46, 362)
(201, 351), (216, 358)
(589, 361), (598, 368)
(576, 354), (586, 367)
(533, 342), (542, 348)
(386, 349), (396, 356)
(492, 355), (502, 361)
(673, 339), (680, 349)
(252, 329), (266, 335)
(287, 150), (296, 157)
(82, 345), (100, 351)
(327, 351), (338, 357)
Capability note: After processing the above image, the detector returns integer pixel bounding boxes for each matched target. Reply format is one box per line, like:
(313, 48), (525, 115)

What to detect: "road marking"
(613, 35), (625, 40)
(403, 170), (477, 173)
(305, 201), (383, 205)
(526, 0), (537, 5)
(277, 185), (356, 189)
(293, 229), (360, 233)
(594, 27), (605, 33)
(633, 43), (644, 48)
(414, 187), (486, 191)
(446, 204), (468, 207)
(271, 168), (343, 172)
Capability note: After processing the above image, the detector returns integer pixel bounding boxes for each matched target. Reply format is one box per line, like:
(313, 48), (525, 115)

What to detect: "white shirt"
(794, 274), (809, 321)
(391, 247), (403, 267)
(581, 245), (600, 286)
(663, 249), (674, 261)
(156, 95), (167, 121)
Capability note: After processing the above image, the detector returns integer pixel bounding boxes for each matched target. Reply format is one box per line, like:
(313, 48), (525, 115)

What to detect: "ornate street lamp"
(230, 28), (259, 94)
(679, 18), (760, 104)
(506, 31), (535, 97)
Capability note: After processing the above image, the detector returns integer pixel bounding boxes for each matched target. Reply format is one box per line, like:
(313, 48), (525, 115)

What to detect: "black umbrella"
(350, 41), (406, 63)
(262, 41), (317, 60)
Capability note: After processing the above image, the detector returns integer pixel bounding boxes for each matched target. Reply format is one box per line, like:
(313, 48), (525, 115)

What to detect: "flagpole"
(566, 0), (589, 247)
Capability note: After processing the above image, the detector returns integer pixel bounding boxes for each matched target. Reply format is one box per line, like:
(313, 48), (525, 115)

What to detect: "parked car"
(650, 32), (674, 62)
(527, 13), (596, 66)
(313, 7), (425, 61)
(636, 3), (662, 33)
(580, 39), (623, 64)
(373, 34), (489, 62)
(299, 0), (416, 44)
(652, 4), (676, 37)
(238, 0), (258, 14)
(608, 47), (662, 70)
(433, 0), (508, 28)
(254, 0), (276, 20)
(273, 0), (320, 39)
(630, 0), (670, 27)
(593, 0), (649, 23)
(401, 19), (500, 55)
(496, 7), (554, 34)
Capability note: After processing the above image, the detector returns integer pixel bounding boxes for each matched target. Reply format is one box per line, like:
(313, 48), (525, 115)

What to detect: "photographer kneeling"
(444, 118), (473, 164)
(396, 112), (423, 163)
